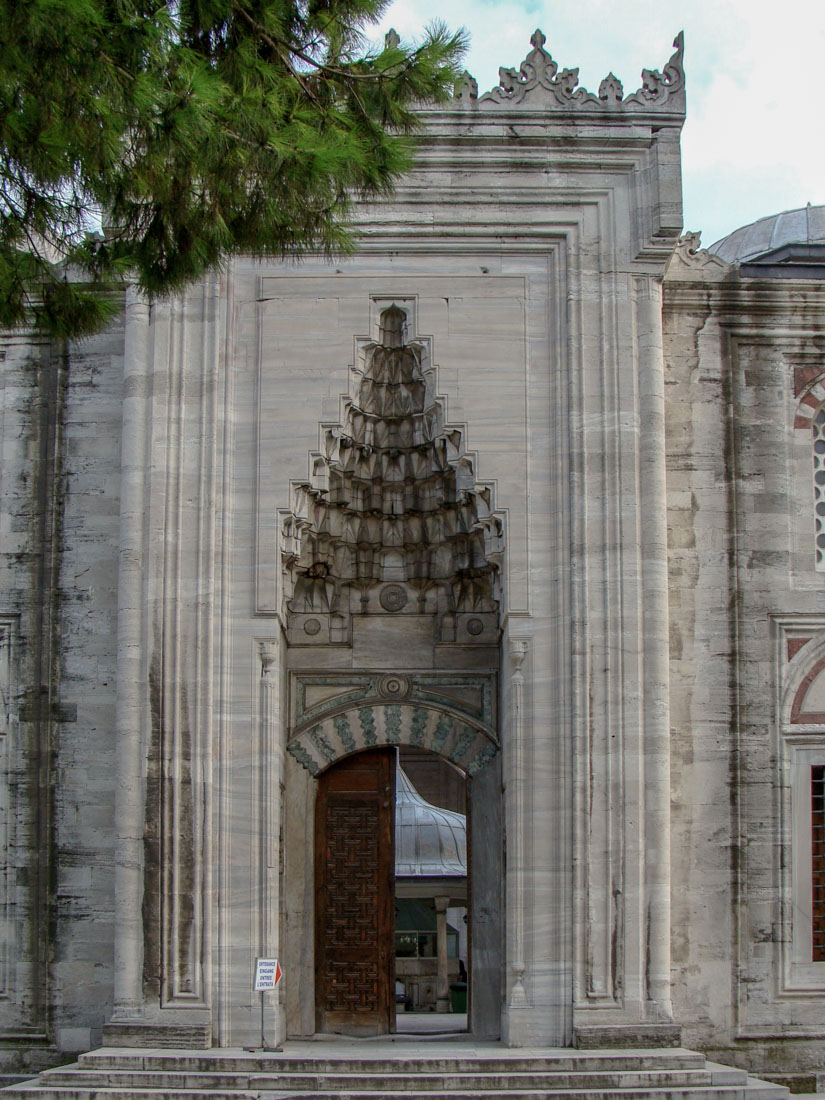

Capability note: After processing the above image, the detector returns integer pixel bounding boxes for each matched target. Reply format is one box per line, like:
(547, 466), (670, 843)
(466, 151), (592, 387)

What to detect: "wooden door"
(315, 748), (395, 1035)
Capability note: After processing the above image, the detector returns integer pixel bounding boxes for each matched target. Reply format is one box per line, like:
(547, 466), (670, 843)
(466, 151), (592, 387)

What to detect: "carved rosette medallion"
(379, 585), (407, 613)
(377, 674), (412, 700)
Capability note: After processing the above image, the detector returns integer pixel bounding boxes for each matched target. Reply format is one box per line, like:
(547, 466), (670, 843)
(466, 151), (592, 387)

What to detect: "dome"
(709, 204), (825, 264)
(395, 767), (467, 878)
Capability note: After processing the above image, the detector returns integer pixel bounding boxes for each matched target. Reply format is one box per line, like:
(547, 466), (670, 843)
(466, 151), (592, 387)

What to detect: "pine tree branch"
(233, 6), (415, 85)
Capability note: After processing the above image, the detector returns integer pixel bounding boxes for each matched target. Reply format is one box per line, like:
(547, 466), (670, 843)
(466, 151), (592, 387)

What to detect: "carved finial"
(384, 27), (400, 50)
(598, 72), (624, 105)
(640, 31), (684, 102)
(556, 67), (579, 96)
(378, 305), (406, 348)
(666, 232), (730, 279)
(259, 640), (277, 677)
(668, 30), (685, 88)
(454, 69), (478, 103)
(511, 639), (528, 671)
(530, 28), (546, 52)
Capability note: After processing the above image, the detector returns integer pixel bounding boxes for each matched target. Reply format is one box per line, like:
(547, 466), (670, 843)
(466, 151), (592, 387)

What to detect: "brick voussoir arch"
(793, 371), (825, 430)
(288, 701), (498, 777)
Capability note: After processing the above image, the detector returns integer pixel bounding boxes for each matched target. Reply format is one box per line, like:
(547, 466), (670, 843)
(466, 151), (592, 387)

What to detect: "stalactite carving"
(281, 305), (505, 643)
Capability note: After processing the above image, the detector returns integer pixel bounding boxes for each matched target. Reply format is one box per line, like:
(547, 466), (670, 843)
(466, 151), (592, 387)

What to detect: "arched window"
(813, 406), (825, 569)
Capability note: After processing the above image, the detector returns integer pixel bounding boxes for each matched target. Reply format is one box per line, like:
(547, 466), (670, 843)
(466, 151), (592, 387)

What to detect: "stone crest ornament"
(456, 28), (685, 117)
(666, 231), (730, 278)
(598, 72), (623, 106)
(303, 618), (321, 636)
(454, 70), (479, 103)
(489, 29), (580, 105)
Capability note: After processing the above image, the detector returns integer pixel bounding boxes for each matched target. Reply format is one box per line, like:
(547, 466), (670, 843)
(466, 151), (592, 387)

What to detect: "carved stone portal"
(282, 304), (505, 1040)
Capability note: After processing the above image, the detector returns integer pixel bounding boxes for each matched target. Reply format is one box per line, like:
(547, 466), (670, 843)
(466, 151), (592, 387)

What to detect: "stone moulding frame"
(247, 112), (676, 1045)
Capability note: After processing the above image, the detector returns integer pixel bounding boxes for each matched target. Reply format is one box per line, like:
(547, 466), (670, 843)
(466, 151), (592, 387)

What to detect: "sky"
(374, 0), (823, 248)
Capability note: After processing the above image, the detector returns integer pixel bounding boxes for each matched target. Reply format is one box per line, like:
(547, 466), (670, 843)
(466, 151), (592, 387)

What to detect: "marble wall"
(664, 239), (825, 1071)
(7, 26), (825, 1076)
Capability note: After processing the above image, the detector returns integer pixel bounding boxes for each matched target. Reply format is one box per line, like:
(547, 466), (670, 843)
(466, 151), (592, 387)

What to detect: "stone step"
(2, 1090), (258, 1100)
(252, 1091), (787, 1100)
(34, 1069), (721, 1091)
(76, 1051), (712, 1075)
(260, 1092), (788, 1100)
(3, 1049), (789, 1100)
(0, 1083), (790, 1100)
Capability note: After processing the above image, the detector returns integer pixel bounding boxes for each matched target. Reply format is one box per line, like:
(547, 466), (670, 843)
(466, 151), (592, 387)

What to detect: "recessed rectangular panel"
(256, 270), (538, 615)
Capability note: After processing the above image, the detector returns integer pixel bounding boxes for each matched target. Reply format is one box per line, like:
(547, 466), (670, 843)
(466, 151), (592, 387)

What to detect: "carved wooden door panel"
(315, 748), (395, 1035)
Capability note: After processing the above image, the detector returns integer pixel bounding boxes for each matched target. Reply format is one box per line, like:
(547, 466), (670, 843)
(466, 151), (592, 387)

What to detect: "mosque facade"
(1, 26), (825, 1082)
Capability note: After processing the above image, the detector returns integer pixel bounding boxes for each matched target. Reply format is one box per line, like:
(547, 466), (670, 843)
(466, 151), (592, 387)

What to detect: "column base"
(501, 1004), (572, 1047)
(574, 1023), (683, 1049)
(103, 1018), (212, 1049)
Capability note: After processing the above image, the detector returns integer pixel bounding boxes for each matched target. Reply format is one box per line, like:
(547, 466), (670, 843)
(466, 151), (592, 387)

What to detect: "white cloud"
(375, 0), (825, 246)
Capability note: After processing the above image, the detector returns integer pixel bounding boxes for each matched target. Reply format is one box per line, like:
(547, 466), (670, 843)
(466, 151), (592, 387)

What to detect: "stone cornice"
(664, 280), (825, 334)
(664, 279), (825, 315)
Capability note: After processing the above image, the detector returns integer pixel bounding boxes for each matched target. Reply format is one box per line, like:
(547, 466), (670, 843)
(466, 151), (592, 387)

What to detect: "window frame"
(785, 737), (825, 988)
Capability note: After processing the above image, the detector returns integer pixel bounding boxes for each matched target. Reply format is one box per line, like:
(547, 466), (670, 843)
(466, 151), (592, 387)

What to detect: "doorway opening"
(314, 746), (470, 1037)
(395, 747), (468, 1035)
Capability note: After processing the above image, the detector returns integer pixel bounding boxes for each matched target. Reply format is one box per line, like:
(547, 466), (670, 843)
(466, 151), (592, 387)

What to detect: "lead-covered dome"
(395, 767), (466, 878)
(709, 204), (825, 263)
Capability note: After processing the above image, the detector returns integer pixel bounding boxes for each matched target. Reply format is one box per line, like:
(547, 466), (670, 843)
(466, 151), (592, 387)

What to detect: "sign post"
(244, 958), (282, 1052)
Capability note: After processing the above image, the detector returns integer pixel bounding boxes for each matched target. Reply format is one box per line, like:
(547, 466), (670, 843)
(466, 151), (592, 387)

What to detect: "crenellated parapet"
(454, 28), (684, 118)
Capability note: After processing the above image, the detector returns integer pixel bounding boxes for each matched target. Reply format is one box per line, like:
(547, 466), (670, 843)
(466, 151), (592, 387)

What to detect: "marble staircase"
(0, 1047), (790, 1100)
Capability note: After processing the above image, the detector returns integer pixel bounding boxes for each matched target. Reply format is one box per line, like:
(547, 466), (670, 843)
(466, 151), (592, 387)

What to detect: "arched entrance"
(284, 694), (501, 1039)
(313, 744), (475, 1037)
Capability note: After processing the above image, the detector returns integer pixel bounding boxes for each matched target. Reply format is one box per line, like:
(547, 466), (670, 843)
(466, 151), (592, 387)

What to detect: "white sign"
(254, 957), (282, 992)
